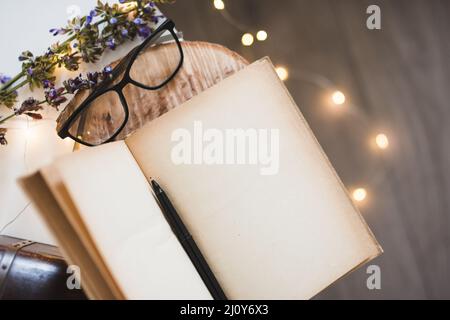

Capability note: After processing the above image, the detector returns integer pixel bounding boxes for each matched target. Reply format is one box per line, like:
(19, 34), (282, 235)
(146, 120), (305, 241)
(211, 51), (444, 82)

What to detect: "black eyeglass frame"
(57, 19), (183, 146)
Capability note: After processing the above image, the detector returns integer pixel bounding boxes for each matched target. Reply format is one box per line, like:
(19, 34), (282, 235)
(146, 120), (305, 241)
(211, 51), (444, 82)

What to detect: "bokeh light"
(213, 0), (225, 10)
(241, 33), (254, 46)
(275, 66), (289, 81)
(256, 30), (268, 41)
(331, 90), (346, 105)
(352, 188), (367, 202)
(375, 133), (389, 149)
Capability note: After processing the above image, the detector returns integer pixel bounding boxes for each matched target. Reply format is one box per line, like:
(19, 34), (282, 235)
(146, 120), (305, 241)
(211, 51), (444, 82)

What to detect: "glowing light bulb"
(375, 133), (389, 149)
(213, 0), (225, 10)
(331, 90), (346, 105)
(256, 30), (268, 41)
(275, 66), (289, 81)
(241, 33), (254, 46)
(352, 188), (367, 202)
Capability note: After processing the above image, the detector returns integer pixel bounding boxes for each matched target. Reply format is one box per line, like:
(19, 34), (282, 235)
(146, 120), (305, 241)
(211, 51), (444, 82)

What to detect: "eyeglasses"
(58, 19), (183, 146)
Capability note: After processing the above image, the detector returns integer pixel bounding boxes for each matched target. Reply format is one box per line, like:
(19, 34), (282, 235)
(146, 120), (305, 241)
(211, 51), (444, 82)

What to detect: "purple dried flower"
(0, 74), (11, 84)
(45, 86), (67, 109)
(45, 48), (55, 57)
(18, 51), (33, 61)
(105, 38), (116, 49)
(86, 10), (97, 25)
(49, 28), (66, 36)
(0, 128), (7, 145)
(144, 2), (156, 13)
(42, 79), (53, 88)
(62, 68), (113, 95)
(63, 78), (80, 94)
(27, 68), (33, 76)
(48, 88), (57, 99)
(103, 65), (113, 74)
(64, 74), (93, 94)
(138, 26), (151, 38)
(110, 17), (118, 25)
(133, 18), (143, 25)
(121, 29), (128, 37)
(151, 15), (162, 23)
(86, 72), (99, 85)
(15, 97), (42, 115)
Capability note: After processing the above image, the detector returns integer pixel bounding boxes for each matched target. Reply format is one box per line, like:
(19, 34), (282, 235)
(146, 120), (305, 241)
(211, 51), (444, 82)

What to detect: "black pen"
(150, 179), (227, 300)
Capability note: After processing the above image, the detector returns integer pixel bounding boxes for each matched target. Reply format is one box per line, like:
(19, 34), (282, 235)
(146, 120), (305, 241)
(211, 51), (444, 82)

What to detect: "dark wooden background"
(161, 0), (450, 299)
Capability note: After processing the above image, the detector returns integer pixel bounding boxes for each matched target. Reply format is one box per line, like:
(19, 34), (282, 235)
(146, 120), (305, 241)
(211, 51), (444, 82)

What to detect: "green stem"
(0, 92), (67, 126)
(7, 79), (29, 94)
(0, 71), (25, 92)
(0, 113), (16, 125)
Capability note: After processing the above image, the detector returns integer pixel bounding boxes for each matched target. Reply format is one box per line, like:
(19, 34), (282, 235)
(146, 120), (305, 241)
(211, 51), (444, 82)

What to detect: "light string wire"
(0, 116), (31, 234)
(0, 116), (61, 235)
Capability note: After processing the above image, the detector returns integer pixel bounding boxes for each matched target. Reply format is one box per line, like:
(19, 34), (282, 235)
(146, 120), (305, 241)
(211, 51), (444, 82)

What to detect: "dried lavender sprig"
(0, 0), (165, 97)
(0, 0), (170, 141)
(0, 66), (113, 126)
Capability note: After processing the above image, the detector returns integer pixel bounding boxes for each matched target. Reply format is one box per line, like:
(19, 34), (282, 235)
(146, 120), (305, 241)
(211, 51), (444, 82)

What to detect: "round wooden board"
(57, 41), (249, 142)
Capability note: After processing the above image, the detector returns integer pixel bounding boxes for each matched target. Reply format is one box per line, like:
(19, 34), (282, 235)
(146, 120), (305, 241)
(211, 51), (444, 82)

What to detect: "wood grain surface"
(57, 41), (248, 143)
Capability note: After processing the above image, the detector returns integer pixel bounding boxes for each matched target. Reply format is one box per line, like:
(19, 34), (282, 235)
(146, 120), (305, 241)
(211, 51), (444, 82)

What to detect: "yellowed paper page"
(43, 141), (211, 299)
(19, 172), (116, 299)
(39, 165), (124, 299)
(126, 58), (382, 299)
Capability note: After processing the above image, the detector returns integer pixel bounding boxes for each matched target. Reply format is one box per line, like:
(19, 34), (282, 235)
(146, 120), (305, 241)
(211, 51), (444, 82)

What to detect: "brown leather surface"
(0, 235), (87, 300)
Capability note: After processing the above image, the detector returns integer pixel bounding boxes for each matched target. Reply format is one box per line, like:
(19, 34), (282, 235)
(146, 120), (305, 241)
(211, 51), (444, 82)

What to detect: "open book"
(19, 58), (381, 300)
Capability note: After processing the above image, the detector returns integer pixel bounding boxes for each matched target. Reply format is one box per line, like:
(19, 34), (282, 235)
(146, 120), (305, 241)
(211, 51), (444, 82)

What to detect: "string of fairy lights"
(212, 0), (390, 204)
